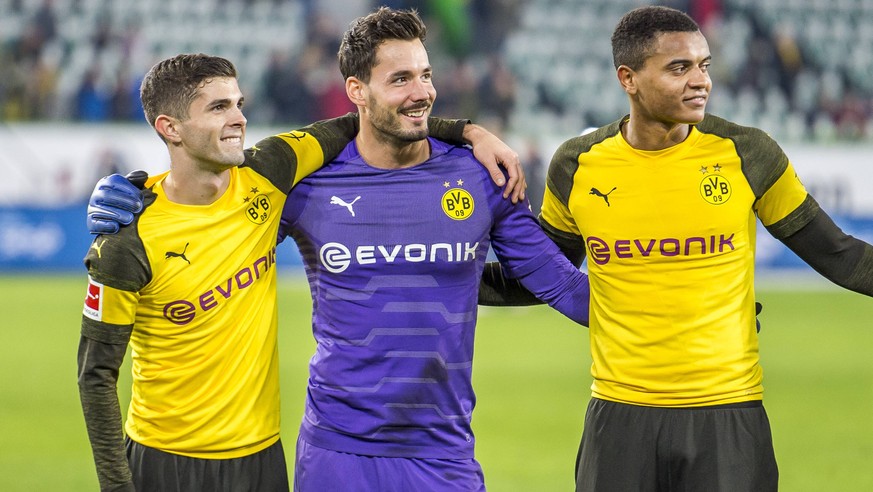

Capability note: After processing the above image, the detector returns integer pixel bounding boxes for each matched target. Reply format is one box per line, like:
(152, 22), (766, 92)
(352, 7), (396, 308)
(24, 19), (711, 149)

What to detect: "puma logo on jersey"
(330, 196), (361, 217)
(90, 239), (106, 258)
(166, 243), (191, 264)
(590, 187), (617, 206)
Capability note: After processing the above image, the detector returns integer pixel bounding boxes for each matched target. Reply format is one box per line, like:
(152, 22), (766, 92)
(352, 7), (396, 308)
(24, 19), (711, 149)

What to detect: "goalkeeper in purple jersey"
(280, 139), (587, 490)
(276, 7), (589, 491)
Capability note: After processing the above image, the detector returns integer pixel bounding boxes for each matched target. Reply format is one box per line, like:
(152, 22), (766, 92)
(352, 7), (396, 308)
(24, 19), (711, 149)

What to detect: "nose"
(230, 106), (247, 127)
(689, 67), (710, 88)
(409, 77), (434, 102)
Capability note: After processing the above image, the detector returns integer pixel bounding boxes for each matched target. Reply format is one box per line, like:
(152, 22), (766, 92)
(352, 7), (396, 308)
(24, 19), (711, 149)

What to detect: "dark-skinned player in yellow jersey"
(480, 6), (873, 492)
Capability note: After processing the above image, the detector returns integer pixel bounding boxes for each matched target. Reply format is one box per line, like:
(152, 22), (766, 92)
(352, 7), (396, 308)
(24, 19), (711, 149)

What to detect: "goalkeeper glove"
(87, 170), (148, 235)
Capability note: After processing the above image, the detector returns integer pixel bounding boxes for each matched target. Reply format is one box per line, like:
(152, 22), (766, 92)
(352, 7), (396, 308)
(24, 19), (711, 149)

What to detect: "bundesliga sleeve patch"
(83, 276), (103, 321)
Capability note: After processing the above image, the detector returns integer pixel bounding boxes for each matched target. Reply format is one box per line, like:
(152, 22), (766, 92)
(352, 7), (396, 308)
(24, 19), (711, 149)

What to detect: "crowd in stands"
(0, 0), (522, 132)
(1, 0), (871, 143)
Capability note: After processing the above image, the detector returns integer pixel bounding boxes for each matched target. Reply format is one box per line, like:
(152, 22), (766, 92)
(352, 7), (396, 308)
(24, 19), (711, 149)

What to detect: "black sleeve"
(297, 112), (360, 163)
(478, 261), (541, 306)
(478, 215), (587, 306)
(78, 319), (134, 492)
(778, 208), (873, 295)
(427, 117), (469, 144)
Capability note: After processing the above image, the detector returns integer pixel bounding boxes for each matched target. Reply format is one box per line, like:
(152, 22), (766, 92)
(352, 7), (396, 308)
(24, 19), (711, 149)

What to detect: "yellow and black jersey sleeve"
(82, 188), (157, 333)
(243, 113), (360, 193)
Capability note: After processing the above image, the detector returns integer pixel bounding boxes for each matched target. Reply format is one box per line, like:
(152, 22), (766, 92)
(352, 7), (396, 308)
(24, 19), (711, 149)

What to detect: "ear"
(617, 65), (637, 95)
(346, 77), (367, 108)
(155, 115), (181, 143)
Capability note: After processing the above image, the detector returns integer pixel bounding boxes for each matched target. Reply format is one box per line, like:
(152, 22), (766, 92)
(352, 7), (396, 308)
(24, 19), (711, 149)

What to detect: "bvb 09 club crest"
(699, 173), (732, 205)
(245, 193), (272, 224)
(442, 187), (474, 220)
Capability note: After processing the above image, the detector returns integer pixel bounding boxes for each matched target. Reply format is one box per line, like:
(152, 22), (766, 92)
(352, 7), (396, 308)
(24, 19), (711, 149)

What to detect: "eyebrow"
(387, 66), (432, 78)
(207, 96), (244, 107)
(667, 54), (712, 66)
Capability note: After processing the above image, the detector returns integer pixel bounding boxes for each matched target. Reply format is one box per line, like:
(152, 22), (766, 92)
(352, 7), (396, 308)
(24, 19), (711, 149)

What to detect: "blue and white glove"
(87, 170), (148, 235)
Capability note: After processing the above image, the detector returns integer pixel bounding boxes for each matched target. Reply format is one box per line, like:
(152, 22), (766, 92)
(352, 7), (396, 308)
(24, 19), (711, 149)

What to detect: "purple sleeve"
(487, 191), (590, 326)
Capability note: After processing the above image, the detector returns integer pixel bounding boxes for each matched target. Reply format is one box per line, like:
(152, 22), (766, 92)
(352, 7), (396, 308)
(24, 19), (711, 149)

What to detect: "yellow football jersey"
(541, 114), (815, 406)
(82, 131), (325, 458)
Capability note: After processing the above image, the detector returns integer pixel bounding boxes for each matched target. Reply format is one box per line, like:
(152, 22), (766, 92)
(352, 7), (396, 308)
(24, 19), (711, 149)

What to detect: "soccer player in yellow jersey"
(487, 5), (873, 491)
(77, 53), (522, 492)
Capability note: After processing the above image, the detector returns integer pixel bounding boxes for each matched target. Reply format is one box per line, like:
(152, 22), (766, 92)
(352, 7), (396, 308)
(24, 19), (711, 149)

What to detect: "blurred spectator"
(74, 66), (110, 122)
(299, 42), (355, 121)
(477, 54), (517, 131)
(432, 58), (479, 121)
(90, 10), (114, 52)
(831, 90), (870, 140)
(262, 49), (314, 124)
(470, 0), (521, 54)
(522, 139), (546, 215)
(109, 64), (143, 121)
(32, 0), (58, 44)
(27, 52), (59, 119)
(427, 0), (472, 58)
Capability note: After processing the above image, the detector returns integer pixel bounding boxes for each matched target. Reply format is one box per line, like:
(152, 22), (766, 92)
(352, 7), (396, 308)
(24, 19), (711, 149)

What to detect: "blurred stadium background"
(1, 0), (871, 490)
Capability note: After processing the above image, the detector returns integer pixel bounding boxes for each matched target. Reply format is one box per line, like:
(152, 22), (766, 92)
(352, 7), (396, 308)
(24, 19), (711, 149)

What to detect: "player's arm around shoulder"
(243, 113), (360, 193)
(460, 123), (525, 202)
(484, 183), (589, 326)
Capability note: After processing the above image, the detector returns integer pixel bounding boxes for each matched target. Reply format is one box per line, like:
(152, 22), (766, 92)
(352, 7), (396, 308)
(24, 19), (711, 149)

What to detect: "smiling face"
(173, 76), (247, 170)
(355, 38), (436, 145)
(622, 31), (712, 127)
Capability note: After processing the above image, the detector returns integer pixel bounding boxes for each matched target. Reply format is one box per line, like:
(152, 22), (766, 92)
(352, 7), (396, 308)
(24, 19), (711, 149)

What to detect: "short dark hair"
(140, 53), (237, 137)
(337, 7), (427, 83)
(611, 6), (700, 70)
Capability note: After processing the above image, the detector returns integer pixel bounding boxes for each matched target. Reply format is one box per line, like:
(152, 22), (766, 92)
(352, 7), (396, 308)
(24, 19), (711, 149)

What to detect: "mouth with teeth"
(401, 107), (429, 118)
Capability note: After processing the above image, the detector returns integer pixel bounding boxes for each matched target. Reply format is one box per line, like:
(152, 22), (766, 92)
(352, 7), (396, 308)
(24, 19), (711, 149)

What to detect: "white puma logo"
(330, 196), (361, 217)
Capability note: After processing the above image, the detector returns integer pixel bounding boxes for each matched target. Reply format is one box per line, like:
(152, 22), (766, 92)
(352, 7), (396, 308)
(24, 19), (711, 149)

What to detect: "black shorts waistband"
(593, 398), (763, 410)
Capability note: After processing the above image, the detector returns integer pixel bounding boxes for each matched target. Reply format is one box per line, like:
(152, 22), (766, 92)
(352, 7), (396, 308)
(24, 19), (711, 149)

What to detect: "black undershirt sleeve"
(78, 320), (134, 492)
(777, 208), (873, 295)
(427, 117), (470, 144)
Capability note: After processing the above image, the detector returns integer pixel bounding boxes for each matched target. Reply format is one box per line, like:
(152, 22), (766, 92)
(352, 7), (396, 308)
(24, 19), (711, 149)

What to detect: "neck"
(355, 123), (430, 169)
(163, 157), (232, 205)
(622, 113), (692, 151)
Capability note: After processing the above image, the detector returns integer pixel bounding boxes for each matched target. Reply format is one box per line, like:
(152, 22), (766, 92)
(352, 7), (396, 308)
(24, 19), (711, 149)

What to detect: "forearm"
(516, 257), (590, 326)
(77, 332), (133, 491)
(478, 262), (542, 306)
(460, 123), (490, 145)
(297, 112), (360, 163)
(427, 116), (469, 144)
(779, 209), (873, 295)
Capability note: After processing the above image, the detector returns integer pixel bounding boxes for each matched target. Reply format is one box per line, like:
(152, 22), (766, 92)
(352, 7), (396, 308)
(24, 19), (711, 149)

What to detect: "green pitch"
(1, 274), (871, 491)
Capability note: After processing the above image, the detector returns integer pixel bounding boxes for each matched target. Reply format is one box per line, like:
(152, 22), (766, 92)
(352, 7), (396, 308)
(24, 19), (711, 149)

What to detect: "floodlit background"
(1, 0), (872, 490)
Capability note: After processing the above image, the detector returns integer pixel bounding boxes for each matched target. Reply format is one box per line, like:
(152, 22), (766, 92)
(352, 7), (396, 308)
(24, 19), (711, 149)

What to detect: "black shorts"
(575, 398), (778, 492)
(126, 437), (289, 492)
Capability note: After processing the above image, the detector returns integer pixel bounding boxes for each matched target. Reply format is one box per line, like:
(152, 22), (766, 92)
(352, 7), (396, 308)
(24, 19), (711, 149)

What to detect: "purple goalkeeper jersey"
(279, 138), (588, 459)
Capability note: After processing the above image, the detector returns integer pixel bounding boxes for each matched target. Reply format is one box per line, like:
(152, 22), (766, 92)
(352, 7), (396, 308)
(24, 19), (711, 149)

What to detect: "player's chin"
(681, 102), (707, 122)
(398, 128), (429, 142)
(221, 151), (246, 167)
